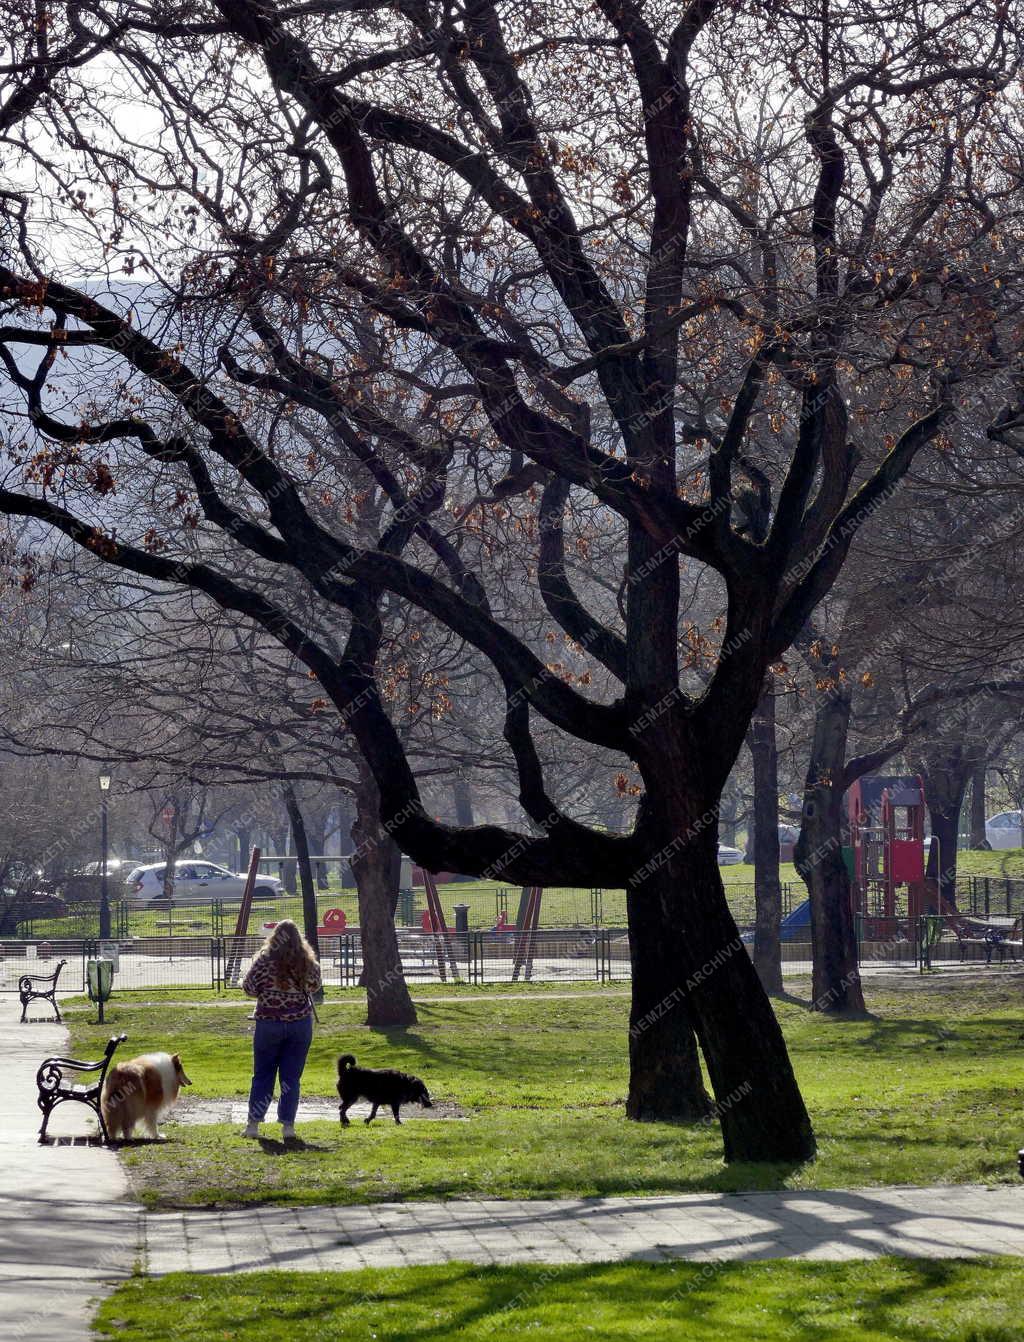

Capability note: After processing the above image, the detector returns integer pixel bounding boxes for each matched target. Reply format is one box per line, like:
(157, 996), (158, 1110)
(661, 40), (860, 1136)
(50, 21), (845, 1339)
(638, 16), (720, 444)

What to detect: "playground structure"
(222, 850), (549, 985)
(845, 774), (948, 923)
(419, 873), (545, 982)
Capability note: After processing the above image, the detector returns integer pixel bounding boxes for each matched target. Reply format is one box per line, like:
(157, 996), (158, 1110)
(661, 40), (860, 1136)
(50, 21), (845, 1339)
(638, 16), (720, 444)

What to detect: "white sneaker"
(242, 1122), (260, 1139)
(281, 1122), (296, 1141)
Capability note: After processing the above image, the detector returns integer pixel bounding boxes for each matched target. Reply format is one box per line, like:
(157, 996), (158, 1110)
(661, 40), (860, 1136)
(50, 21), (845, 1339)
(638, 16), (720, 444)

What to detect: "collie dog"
(337, 1054), (432, 1125)
(101, 1052), (192, 1141)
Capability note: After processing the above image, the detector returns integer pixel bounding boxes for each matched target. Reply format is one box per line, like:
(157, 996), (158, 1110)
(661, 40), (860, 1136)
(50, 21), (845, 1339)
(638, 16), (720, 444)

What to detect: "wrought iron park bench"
(19, 958), (68, 1022)
(36, 1033), (127, 1143)
(954, 917), (1022, 966)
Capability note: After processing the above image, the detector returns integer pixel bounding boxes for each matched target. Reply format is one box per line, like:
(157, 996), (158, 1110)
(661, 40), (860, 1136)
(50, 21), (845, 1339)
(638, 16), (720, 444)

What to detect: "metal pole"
(99, 788), (111, 940)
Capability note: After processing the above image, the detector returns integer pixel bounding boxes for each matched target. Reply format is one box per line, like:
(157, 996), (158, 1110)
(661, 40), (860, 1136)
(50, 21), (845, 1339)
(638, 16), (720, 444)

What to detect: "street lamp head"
(99, 773), (112, 791)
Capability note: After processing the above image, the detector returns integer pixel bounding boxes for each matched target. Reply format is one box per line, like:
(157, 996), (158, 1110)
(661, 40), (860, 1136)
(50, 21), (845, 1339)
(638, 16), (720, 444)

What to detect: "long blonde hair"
(259, 920), (318, 989)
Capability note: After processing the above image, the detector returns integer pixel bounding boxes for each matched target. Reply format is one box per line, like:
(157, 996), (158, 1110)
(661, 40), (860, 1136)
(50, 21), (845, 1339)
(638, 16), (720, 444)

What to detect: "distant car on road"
(125, 861), (283, 900)
(717, 844), (744, 865)
(985, 811), (1024, 850)
(778, 824), (800, 862)
(78, 858), (128, 876)
(1, 888), (67, 921)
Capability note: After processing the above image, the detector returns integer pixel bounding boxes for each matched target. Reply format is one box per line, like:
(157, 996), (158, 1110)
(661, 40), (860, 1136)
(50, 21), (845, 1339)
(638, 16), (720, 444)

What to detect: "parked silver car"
(125, 861), (283, 899)
(985, 811), (1024, 850)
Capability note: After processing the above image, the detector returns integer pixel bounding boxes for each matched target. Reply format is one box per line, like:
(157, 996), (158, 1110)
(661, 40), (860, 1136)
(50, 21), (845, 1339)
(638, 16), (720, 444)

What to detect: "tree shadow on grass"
(773, 988), (879, 1021)
(256, 1136), (333, 1156)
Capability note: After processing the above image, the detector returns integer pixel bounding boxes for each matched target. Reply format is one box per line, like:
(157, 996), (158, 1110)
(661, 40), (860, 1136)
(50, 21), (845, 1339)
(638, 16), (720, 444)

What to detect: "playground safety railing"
(918, 913), (1022, 971)
(307, 928), (634, 987)
(854, 914), (920, 968)
(958, 876), (1024, 920)
(465, 928), (631, 984)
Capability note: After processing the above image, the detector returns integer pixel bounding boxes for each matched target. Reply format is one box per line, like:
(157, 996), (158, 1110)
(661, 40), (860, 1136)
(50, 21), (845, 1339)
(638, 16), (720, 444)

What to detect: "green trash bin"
(87, 957), (114, 1022)
(398, 887), (416, 926)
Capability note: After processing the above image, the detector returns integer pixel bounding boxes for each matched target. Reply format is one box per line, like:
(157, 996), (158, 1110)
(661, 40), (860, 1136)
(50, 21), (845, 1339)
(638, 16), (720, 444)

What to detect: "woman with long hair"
(241, 919), (322, 1140)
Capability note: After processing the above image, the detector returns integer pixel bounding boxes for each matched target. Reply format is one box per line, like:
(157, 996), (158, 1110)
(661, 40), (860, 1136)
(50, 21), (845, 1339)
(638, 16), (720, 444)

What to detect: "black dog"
(337, 1054), (433, 1126)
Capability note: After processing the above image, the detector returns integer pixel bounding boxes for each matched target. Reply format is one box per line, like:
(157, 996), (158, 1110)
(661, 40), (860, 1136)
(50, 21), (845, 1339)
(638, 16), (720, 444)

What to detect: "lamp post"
(99, 771), (111, 940)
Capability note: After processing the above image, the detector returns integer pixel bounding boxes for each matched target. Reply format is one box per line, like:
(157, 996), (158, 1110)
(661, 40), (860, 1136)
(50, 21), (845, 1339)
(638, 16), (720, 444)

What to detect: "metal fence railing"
(293, 929), (634, 987)
(919, 912), (1021, 970)
(6, 880), (799, 943)
(854, 914), (920, 968)
(9, 910), (1015, 999)
(15, 872), (1024, 944)
(958, 876), (1024, 919)
(1, 931), (634, 993)
(0, 941), (88, 995)
(463, 929), (632, 984)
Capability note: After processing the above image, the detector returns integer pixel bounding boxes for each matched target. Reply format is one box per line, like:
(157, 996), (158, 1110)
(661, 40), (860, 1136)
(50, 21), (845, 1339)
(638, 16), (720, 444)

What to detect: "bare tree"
(2, 1), (1024, 1161)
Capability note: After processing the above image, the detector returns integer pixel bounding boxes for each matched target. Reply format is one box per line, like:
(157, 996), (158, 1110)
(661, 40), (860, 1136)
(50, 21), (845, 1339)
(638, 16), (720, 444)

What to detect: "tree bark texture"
(796, 684), (865, 1015)
(282, 782), (321, 963)
(969, 762), (988, 849)
(921, 752), (969, 909)
(350, 766), (417, 1028)
(627, 746), (816, 1161)
(748, 683), (784, 994)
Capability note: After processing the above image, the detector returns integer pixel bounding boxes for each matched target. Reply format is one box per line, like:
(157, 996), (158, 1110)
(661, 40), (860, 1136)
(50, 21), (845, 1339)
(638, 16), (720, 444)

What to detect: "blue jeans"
(248, 1017), (313, 1124)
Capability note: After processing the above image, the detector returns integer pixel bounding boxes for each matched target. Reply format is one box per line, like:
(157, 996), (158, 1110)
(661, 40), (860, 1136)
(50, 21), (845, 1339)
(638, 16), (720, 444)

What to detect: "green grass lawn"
(66, 973), (1024, 1209)
(92, 1260), (1024, 1342)
(65, 980), (628, 1006)
(957, 850), (1024, 880)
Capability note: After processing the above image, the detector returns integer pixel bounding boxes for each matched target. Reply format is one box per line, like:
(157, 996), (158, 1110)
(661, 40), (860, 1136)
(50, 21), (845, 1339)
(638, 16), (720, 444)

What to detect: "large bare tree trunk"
(336, 791), (355, 885)
(658, 834), (814, 1160)
(234, 823), (252, 872)
(306, 803), (332, 889)
(969, 762), (988, 848)
(626, 883), (712, 1123)
(350, 766), (417, 1028)
(920, 751), (970, 908)
(628, 752), (815, 1161)
(451, 768), (475, 829)
(162, 799), (179, 901)
(797, 686), (865, 1015)
(719, 783), (741, 847)
(748, 684), (784, 994)
(282, 782), (320, 964)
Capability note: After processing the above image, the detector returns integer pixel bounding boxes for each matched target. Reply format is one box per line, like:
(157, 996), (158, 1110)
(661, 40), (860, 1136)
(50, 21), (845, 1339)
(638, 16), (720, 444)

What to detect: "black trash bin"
(453, 903), (470, 963)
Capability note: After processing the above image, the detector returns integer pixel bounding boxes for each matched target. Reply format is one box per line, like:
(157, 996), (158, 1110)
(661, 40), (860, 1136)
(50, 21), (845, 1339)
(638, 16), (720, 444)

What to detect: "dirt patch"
(169, 1096), (468, 1125)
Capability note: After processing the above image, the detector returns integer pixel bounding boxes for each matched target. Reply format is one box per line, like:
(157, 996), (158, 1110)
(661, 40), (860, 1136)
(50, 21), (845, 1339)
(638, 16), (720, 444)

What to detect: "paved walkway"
(0, 999), (140, 1342)
(143, 1185), (1024, 1275)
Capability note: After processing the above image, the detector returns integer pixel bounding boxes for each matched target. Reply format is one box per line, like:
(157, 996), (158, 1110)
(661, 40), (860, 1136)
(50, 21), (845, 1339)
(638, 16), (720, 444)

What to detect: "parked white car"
(985, 811), (1024, 850)
(717, 844), (744, 865)
(125, 861), (283, 899)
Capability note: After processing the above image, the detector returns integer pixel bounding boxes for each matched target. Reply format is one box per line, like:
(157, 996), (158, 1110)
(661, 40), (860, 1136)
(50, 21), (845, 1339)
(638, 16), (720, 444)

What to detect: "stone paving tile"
(137, 1185), (1024, 1276)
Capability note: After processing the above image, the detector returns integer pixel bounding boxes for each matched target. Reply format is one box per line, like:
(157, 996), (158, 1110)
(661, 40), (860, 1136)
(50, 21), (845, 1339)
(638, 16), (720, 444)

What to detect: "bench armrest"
(38, 1055), (109, 1074)
(19, 959), (67, 978)
(18, 959), (68, 987)
(35, 1033), (127, 1091)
